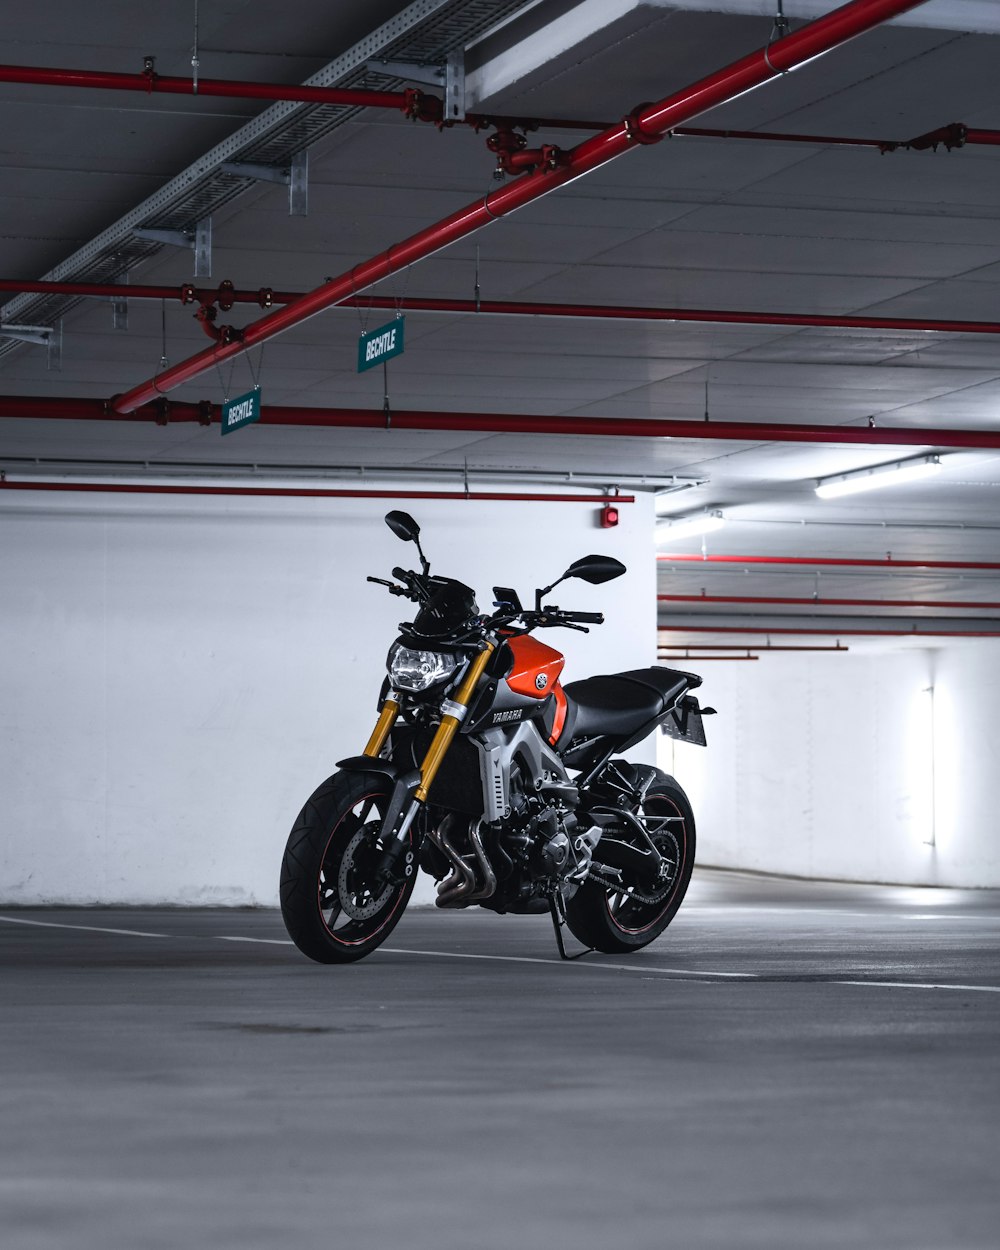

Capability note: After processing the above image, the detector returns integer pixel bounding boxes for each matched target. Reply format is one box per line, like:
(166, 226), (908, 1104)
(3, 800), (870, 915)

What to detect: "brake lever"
(366, 576), (408, 597)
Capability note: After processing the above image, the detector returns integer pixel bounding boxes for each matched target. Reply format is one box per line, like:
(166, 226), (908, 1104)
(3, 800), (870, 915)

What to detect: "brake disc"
(337, 828), (394, 919)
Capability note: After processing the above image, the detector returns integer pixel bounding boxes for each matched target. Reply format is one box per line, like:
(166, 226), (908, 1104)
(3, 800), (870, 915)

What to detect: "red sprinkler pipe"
(0, 61), (410, 110)
(657, 554), (1000, 571)
(659, 594), (1000, 610)
(110, 0), (930, 415)
(5, 395), (1000, 452)
(659, 625), (1000, 637)
(657, 643), (849, 651)
(6, 281), (1000, 339)
(658, 654), (759, 661)
(0, 480), (632, 504)
(6, 59), (998, 152)
(0, 61), (611, 133)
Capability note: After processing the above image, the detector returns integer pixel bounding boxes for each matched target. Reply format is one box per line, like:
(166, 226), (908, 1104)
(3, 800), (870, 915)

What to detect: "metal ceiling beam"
(110, 0), (930, 415)
(3, 281), (998, 338)
(5, 394), (999, 451)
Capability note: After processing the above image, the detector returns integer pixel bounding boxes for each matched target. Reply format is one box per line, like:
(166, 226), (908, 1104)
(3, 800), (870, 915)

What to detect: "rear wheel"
(280, 770), (417, 963)
(565, 772), (695, 954)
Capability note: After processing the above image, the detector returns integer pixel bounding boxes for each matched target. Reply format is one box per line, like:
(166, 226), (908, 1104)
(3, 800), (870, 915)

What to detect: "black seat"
(562, 667), (700, 742)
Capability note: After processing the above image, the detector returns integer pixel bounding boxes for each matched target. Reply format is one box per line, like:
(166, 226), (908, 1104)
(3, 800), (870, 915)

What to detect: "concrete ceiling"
(2, 0), (999, 649)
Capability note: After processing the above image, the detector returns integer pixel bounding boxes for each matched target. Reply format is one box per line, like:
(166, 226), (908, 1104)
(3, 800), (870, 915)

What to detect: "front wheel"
(565, 771), (696, 954)
(280, 770), (417, 963)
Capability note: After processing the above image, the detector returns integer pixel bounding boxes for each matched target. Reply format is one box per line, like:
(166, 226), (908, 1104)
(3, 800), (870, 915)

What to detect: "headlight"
(388, 644), (460, 692)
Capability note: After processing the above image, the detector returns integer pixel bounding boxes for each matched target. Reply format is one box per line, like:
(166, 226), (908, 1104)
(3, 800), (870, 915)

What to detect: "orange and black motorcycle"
(280, 511), (712, 964)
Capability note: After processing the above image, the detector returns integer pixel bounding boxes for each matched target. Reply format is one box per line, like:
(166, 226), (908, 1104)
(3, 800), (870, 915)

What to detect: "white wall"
(0, 488), (656, 905)
(661, 642), (1000, 888)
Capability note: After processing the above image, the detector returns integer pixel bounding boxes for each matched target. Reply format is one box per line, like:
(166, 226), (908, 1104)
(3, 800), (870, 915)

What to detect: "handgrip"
(565, 610), (604, 624)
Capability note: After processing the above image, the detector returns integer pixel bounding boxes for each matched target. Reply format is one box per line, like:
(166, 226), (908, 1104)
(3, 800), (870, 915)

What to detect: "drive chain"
(585, 865), (671, 906)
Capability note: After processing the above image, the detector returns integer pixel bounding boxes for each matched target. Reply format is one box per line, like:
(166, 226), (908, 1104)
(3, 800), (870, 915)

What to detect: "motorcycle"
(279, 510), (712, 964)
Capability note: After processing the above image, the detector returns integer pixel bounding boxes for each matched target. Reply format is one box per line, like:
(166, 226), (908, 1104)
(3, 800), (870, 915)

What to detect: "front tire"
(565, 771), (695, 954)
(280, 770), (417, 963)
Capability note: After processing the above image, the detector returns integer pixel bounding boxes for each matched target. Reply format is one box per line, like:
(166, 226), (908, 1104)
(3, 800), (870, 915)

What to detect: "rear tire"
(280, 770), (417, 964)
(566, 771), (695, 954)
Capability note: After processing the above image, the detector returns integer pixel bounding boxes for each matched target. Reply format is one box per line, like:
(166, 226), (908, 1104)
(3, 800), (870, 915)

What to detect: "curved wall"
(663, 641), (1000, 888)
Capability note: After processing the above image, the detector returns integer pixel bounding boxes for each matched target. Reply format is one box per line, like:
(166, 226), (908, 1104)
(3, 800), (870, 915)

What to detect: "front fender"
(336, 754), (404, 780)
(336, 756), (421, 843)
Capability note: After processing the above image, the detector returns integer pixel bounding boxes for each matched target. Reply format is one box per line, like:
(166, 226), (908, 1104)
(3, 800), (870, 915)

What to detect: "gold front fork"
(415, 643), (495, 802)
(363, 695), (400, 758)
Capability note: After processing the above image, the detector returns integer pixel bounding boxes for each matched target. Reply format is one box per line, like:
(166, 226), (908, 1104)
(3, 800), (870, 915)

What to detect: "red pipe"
(5, 394), (999, 451)
(8, 60), (998, 153)
(110, 0), (928, 415)
(0, 62), (632, 134)
(0, 61), (409, 110)
(658, 654), (759, 661)
(0, 480), (631, 503)
(674, 124), (1000, 150)
(658, 643), (849, 651)
(659, 594), (1000, 610)
(657, 554), (1000, 570)
(659, 625), (1000, 637)
(6, 281), (999, 339)
(675, 125), (884, 148)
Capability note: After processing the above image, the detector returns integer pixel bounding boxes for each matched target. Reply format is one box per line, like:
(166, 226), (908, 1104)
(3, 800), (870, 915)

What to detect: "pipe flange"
(624, 106), (662, 146)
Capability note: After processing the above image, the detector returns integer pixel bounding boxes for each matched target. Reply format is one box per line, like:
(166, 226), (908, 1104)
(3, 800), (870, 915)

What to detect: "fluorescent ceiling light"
(815, 455), (942, 500)
(656, 509), (725, 543)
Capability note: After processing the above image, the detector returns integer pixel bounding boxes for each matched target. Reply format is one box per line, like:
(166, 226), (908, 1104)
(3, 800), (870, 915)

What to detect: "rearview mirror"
(564, 554), (627, 585)
(385, 510), (420, 543)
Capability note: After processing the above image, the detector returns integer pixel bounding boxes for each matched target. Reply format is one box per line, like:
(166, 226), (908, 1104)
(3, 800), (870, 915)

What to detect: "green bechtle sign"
(221, 387), (261, 436)
(358, 317), (405, 373)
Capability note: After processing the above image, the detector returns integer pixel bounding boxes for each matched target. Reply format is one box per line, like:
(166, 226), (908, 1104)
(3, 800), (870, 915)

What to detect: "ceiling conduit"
(3, 282), (998, 338)
(5, 395), (998, 450)
(109, 0), (930, 415)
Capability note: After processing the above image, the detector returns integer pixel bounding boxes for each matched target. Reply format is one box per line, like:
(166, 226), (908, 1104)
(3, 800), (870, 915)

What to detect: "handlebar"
(561, 610), (604, 624)
(368, 570), (606, 632)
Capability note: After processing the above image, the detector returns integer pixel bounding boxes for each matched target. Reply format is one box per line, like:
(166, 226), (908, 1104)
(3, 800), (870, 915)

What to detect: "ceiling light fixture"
(815, 454), (942, 499)
(656, 509), (725, 543)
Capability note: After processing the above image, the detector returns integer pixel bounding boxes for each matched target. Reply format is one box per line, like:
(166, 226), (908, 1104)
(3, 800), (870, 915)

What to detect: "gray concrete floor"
(2, 869), (998, 1250)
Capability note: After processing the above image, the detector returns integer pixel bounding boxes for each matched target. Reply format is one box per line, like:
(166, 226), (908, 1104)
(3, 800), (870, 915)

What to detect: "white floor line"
(0, 915), (171, 939)
(833, 979), (1000, 994)
(379, 946), (756, 978)
(3, 917), (998, 993)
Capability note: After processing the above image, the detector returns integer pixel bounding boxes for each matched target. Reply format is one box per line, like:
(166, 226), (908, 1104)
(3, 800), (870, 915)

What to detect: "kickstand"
(548, 895), (594, 961)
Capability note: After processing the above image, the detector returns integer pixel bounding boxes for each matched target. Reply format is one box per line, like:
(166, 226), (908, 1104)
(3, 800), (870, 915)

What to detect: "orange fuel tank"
(504, 636), (569, 745)
(506, 634), (565, 699)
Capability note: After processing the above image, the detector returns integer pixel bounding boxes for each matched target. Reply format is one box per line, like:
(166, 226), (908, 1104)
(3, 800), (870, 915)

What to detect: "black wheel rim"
(604, 792), (687, 936)
(317, 792), (413, 946)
